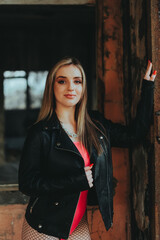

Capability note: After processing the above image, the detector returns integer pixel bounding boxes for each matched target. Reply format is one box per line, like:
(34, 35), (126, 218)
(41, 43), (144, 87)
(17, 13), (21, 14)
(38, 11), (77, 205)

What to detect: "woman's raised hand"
(144, 60), (157, 82)
(84, 164), (94, 188)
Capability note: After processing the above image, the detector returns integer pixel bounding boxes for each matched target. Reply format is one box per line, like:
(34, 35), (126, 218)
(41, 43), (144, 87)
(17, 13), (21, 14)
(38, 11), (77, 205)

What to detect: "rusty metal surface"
(97, 1), (131, 240)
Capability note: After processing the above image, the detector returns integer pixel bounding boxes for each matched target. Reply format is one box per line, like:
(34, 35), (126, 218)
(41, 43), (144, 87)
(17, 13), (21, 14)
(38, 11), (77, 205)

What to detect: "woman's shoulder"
(88, 110), (111, 129)
(26, 120), (46, 139)
(88, 110), (103, 119)
(88, 110), (105, 121)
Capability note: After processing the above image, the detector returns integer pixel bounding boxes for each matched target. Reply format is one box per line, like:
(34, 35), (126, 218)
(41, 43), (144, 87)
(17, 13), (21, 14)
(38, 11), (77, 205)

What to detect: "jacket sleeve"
(91, 79), (154, 148)
(18, 127), (90, 197)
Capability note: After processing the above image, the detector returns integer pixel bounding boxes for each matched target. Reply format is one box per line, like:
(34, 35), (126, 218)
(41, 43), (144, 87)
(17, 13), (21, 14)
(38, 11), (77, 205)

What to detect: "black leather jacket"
(19, 80), (154, 239)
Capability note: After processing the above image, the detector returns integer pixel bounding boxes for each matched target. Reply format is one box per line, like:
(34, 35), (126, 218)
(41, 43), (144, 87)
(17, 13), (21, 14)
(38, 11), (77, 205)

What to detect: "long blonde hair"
(37, 57), (102, 154)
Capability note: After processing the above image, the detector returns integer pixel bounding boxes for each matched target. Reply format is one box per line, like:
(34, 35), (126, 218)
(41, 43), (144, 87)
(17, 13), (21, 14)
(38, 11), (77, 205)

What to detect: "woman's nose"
(68, 81), (74, 90)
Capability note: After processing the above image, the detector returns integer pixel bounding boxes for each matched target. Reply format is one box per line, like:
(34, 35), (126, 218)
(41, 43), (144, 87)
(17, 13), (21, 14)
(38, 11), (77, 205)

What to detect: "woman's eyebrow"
(56, 76), (82, 79)
(56, 76), (66, 79)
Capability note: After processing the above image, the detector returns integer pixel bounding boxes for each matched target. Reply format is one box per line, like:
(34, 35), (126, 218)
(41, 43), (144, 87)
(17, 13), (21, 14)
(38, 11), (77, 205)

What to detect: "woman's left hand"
(144, 60), (157, 82)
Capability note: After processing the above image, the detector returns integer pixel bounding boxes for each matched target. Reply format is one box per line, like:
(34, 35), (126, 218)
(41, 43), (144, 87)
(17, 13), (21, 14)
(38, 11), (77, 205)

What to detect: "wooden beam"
(0, 184), (18, 192)
(0, 0), (95, 5)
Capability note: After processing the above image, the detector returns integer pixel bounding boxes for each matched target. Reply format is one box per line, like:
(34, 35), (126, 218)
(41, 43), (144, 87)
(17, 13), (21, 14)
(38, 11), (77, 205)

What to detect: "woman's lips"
(64, 94), (76, 99)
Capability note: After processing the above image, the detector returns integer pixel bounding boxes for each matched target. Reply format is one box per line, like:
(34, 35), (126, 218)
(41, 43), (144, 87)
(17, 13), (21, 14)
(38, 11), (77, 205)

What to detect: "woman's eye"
(75, 80), (82, 84)
(58, 80), (65, 84)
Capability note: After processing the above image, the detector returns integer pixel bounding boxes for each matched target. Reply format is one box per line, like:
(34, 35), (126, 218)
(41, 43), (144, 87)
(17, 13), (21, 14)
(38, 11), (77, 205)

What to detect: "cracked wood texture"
(127, 0), (151, 239)
(123, 0), (158, 239)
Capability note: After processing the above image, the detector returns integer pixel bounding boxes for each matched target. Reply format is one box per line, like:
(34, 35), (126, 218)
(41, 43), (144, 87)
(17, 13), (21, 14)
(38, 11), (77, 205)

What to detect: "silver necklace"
(60, 122), (79, 138)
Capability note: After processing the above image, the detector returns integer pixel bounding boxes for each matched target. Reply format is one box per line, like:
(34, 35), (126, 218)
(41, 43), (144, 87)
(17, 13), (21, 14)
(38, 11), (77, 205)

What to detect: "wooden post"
(88, 1), (131, 239)
(128, 0), (151, 239)
(151, 0), (160, 239)
(102, 0), (131, 239)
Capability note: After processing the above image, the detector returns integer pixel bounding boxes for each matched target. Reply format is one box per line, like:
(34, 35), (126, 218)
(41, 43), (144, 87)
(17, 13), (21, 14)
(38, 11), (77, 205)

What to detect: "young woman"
(19, 57), (156, 240)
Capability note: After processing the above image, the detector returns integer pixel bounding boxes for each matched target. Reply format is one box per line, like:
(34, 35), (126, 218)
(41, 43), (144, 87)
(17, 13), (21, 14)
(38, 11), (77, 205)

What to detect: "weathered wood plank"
(151, 0), (160, 239)
(126, 0), (152, 239)
(0, 0), (95, 5)
(130, 0), (149, 232)
(0, 184), (18, 192)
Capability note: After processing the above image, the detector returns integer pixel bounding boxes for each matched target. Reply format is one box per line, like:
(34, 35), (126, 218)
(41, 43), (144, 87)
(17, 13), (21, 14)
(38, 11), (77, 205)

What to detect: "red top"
(60, 142), (90, 240)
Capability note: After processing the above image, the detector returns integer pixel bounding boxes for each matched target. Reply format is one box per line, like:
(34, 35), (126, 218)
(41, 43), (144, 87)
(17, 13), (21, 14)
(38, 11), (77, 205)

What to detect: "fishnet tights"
(22, 213), (91, 240)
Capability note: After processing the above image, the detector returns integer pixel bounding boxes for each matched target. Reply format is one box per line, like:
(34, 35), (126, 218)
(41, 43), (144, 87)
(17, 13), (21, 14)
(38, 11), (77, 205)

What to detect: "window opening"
(3, 70), (48, 110)
(28, 71), (48, 109)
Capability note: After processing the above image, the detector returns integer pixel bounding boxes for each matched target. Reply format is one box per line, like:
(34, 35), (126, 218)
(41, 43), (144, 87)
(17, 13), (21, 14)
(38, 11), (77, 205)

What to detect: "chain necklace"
(60, 122), (79, 139)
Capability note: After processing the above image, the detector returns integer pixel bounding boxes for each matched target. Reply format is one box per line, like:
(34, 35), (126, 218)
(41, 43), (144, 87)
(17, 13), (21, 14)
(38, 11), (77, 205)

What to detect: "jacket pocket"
(30, 197), (39, 214)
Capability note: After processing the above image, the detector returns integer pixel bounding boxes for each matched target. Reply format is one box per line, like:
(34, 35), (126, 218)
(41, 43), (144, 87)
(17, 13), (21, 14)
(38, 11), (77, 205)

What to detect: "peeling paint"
(104, 6), (110, 19)
(105, 50), (111, 58)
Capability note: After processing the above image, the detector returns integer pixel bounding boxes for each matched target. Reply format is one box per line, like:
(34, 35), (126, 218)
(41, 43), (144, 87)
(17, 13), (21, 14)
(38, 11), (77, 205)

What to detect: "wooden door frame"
(0, 0), (97, 191)
(0, 0), (95, 4)
(150, 0), (160, 239)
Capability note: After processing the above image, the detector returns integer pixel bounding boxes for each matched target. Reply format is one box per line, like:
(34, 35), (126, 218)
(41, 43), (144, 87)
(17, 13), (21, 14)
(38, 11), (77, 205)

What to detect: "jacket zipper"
(56, 144), (93, 230)
(101, 138), (113, 227)
(68, 193), (81, 236)
(107, 171), (112, 226)
(30, 197), (39, 214)
(55, 146), (85, 233)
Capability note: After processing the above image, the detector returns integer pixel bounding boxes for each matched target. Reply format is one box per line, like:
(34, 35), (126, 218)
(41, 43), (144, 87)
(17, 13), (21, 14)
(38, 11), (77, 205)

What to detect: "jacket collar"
(42, 111), (61, 130)
(42, 111), (96, 163)
(42, 111), (83, 159)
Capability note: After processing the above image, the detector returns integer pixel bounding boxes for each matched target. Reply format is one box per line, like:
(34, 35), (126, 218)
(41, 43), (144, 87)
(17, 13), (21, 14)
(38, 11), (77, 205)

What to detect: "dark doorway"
(0, 5), (96, 184)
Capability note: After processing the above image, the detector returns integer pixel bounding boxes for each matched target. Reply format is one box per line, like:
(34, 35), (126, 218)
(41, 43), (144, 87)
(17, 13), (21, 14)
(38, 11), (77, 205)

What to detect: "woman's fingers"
(86, 172), (93, 187)
(84, 164), (94, 171)
(150, 70), (157, 81)
(84, 166), (93, 188)
(144, 60), (157, 81)
(144, 60), (152, 80)
(85, 170), (92, 181)
(84, 166), (91, 171)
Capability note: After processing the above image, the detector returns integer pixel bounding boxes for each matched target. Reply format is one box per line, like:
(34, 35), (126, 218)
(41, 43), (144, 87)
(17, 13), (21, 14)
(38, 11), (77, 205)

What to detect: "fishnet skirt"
(22, 213), (91, 240)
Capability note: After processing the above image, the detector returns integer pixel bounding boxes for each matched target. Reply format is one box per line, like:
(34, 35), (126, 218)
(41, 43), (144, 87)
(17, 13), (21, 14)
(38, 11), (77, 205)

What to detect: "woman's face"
(54, 64), (83, 110)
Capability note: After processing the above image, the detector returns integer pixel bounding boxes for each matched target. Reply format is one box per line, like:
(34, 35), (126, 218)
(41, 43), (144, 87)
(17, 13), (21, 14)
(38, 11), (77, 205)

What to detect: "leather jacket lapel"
(43, 111), (91, 165)
(55, 127), (82, 158)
